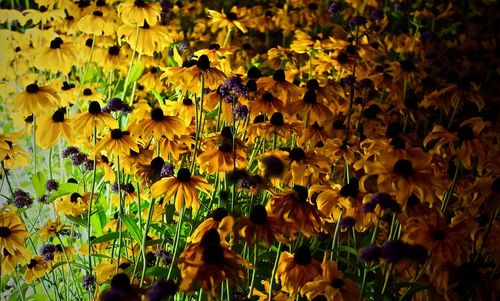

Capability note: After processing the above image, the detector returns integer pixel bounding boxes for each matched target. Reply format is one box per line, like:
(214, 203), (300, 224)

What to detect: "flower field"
(0, 0), (499, 300)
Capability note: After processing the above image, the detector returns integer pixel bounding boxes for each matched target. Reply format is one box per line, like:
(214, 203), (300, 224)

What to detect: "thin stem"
(268, 242), (282, 301)
(87, 124), (98, 273)
(167, 206), (185, 279)
(247, 243), (258, 299)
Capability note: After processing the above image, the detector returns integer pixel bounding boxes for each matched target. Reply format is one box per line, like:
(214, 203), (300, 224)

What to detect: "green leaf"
(31, 172), (47, 197)
(151, 89), (164, 105)
(129, 61), (143, 82)
(91, 232), (121, 245)
(47, 183), (79, 203)
(142, 266), (169, 277)
(120, 213), (142, 245)
(26, 294), (50, 301)
(65, 215), (87, 227)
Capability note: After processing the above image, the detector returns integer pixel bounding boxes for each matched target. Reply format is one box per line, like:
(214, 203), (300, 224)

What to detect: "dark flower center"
(26, 83), (39, 93)
(85, 38), (93, 47)
(261, 155), (285, 177)
(303, 90), (317, 104)
(249, 205), (268, 224)
(78, 1), (90, 8)
(393, 159), (414, 177)
(226, 12), (238, 20)
(118, 262), (131, 270)
(391, 137), (406, 150)
(0, 226), (11, 238)
(200, 228), (220, 248)
(292, 185), (308, 203)
(246, 80), (257, 91)
(92, 10), (103, 17)
(39, 6), (48, 12)
(108, 46), (120, 55)
(111, 273), (131, 291)
(333, 119), (345, 129)
(134, 0), (146, 7)
(220, 126), (233, 139)
(247, 66), (261, 79)
(96, 0), (106, 6)
(273, 69), (286, 82)
(83, 88), (93, 96)
(270, 112), (284, 126)
(431, 230), (446, 241)
(337, 52), (348, 64)
(331, 278), (345, 288)
(88, 101), (102, 115)
(209, 43), (220, 50)
(210, 207), (228, 222)
(218, 143), (232, 153)
(308, 2), (318, 10)
(51, 108), (66, 122)
(70, 193), (82, 203)
(61, 82), (74, 91)
(27, 259), (38, 269)
(203, 244), (225, 265)
(262, 93), (274, 102)
(289, 148), (305, 161)
(492, 178), (500, 193)
(151, 108), (165, 121)
(151, 157), (165, 170)
(293, 245), (312, 265)
(50, 37), (63, 49)
(306, 79), (320, 90)
(110, 129), (125, 139)
(141, 21), (150, 29)
(363, 104), (381, 119)
(24, 114), (33, 123)
(339, 181), (358, 198)
(182, 98), (193, 105)
(176, 168), (191, 182)
(400, 59), (415, 72)
(196, 55), (210, 70)
(457, 126), (474, 141)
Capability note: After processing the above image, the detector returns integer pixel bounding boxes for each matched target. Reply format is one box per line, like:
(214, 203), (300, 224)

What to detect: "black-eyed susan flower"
(117, 21), (172, 56)
(177, 228), (250, 299)
(288, 89), (333, 125)
(117, 0), (161, 26)
(236, 204), (295, 246)
(403, 208), (471, 267)
(207, 6), (248, 34)
(2, 246), (30, 275)
(267, 185), (326, 237)
(0, 132), (30, 169)
(38, 218), (65, 241)
(77, 9), (116, 36)
(130, 106), (184, 141)
(95, 128), (139, 156)
(301, 259), (360, 301)
(275, 245), (322, 296)
(0, 206), (29, 255)
(36, 107), (73, 149)
(33, 36), (77, 74)
(257, 69), (301, 103)
(72, 101), (118, 135)
(151, 168), (213, 212)
(188, 207), (234, 244)
(15, 82), (60, 116)
(248, 92), (286, 120)
(55, 192), (91, 216)
(24, 255), (49, 284)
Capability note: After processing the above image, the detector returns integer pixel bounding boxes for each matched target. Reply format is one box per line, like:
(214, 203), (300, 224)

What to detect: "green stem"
(247, 243), (258, 298)
(1, 162), (14, 197)
(87, 124), (97, 274)
(140, 191), (156, 286)
(167, 206), (185, 279)
(268, 242), (282, 301)
(57, 235), (82, 299)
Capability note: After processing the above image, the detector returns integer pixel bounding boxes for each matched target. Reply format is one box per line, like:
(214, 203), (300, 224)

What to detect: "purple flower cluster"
(155, 249), (172, 265)
(348, 15), (367, 28)
(103, 98), (132, 114)
(328, 2), (343, 16)
(39, 243), (57, 261)
(82, 274), (96, 291)
(45, 179), (59, 192)
(146, 279), (178, 301)
(233, 104), (249, 120)
(220, 76), (248, 102)
(160, 163), (175, 178)
(13, 189), (33, 209)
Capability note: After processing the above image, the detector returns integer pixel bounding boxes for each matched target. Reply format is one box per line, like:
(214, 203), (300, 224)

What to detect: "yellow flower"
(95, 128), (139, 156)
(33, 36), (77, 74)
(117, 0), (161, 26)
(24, 255), (49, 284)
(275, 245), (322, 296)
(0, 206), (29, 255)
(77, 9), (116, 36)
(151, 168), (213, 212)
(36, 107), (73, 149)
(38, 218), (65, 241)
(207, 6), (248, 33)
(55, 192), (92, 216)
(72, 101), (118, 136)
(14, 82), (60, 116)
